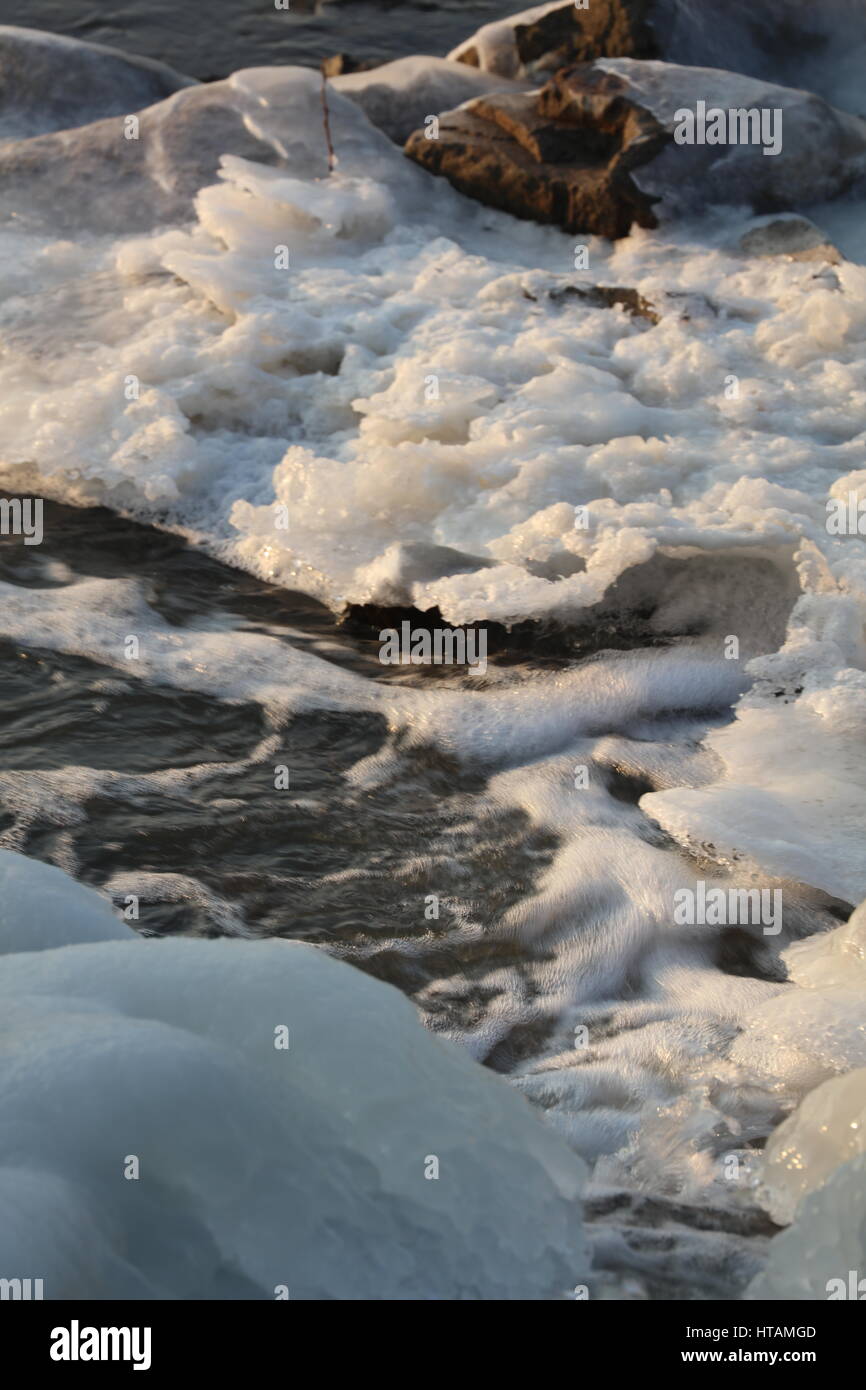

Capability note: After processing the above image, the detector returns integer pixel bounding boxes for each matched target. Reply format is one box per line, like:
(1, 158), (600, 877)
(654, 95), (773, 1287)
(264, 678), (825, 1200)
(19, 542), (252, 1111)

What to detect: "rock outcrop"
(447, 0), (863, 118)
(406, 59), (866, 239)
(449, 0), (657, 80)
(405, 64), (669, 239)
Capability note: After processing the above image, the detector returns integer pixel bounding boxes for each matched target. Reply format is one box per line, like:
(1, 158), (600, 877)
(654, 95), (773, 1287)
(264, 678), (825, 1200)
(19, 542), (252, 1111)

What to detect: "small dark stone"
(320, 54), (380, 78)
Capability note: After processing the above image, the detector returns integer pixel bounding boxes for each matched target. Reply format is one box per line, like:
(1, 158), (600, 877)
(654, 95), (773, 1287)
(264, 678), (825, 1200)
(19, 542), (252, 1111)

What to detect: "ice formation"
(746, 1153), (866, 1300)
(0, 25), (194, 139)
(0, 850), (588, 1299)
(332, 55), (532, 145)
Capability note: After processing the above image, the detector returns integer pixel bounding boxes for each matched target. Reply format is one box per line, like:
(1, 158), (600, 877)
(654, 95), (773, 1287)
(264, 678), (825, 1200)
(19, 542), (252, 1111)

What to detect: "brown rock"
(404, 65), (670, 240)
(516, 0), (657, 70)
(452, 0), (658, 78)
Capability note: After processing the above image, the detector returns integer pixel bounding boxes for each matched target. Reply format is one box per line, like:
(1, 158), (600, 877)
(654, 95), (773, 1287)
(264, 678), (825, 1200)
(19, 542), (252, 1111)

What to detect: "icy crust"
(642, 663), (866, 907)
(448, 2), (580, 77)
(0, 850), (588, 1300)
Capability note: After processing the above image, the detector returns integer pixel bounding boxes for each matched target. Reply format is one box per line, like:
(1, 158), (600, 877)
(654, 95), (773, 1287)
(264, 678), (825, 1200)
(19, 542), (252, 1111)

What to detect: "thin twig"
(320, 71), (336, 174)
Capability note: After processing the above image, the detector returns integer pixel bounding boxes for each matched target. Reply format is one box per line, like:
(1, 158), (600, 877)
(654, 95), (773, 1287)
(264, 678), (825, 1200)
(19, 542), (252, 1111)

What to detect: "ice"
(596, 59), (866, 215)
(332, 55), (532, 145)
(746, 1153), (866, 1300)
(0, 25), (194, 140)
(756, 1064), (866, 1227)
(0, 849), (130, 954)
(0, 851), (588, 1299)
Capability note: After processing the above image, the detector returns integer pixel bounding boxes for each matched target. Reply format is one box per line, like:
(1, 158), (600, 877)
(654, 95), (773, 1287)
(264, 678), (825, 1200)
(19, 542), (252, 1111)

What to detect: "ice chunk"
(596, 58), (866, 215)
(757, 1067), (866, 1226)
(785, 896), (866, 992)
(725, 906), (866, 1100)
(333, 55), (532, 145)
(0, 849), (130, 955)
(0, 64), (425, 236)
(747, 1152), (866, 1299)
(0, 24), (195, 140)
(0, 854), (588, 1299)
